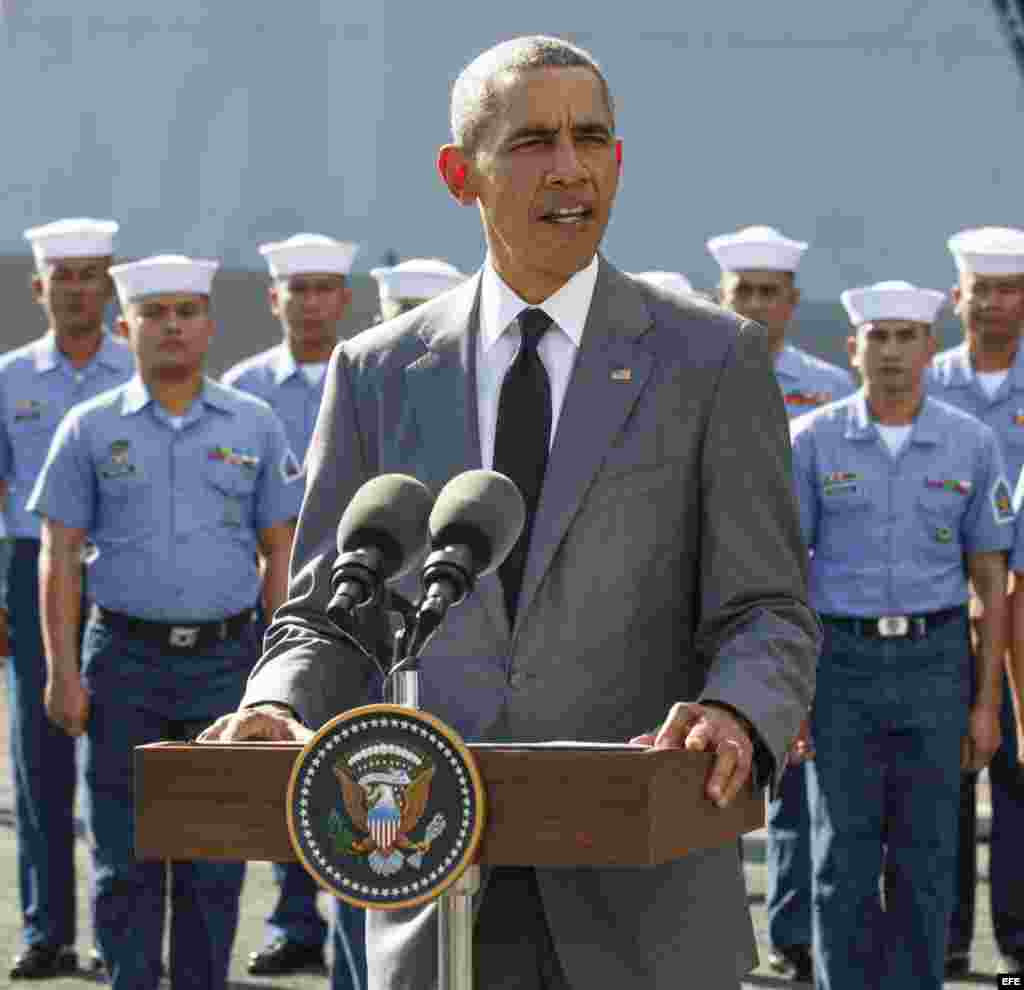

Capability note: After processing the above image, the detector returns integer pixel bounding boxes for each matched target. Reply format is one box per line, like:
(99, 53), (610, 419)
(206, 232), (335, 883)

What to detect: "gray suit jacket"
(242, 257), (820, 989)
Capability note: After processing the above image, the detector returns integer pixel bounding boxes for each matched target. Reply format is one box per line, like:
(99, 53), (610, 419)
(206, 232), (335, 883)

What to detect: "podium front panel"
(136, 742), (763, 867)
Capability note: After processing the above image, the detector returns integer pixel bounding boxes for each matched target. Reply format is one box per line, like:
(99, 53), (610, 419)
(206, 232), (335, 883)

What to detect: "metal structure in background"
(993, 1), (1024, 78)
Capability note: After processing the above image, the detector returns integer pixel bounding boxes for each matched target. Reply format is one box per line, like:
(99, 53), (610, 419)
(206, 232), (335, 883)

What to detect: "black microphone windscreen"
(335, 474), (433, 580)
(428, 470), (526, 577)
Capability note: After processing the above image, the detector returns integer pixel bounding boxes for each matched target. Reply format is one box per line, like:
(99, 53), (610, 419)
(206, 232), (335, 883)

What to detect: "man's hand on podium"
(196, 703), (314, 743)
(629, 702), (753, 809)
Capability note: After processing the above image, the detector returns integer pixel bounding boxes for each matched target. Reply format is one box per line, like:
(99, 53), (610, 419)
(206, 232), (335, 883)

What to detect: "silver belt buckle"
(877, 616), (909, 638)
(169, 626), (200, 648)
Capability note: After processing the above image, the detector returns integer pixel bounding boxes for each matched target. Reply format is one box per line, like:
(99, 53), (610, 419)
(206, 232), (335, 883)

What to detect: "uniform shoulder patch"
(991, 476), (1015, 525)
(280, 448), (304, 483)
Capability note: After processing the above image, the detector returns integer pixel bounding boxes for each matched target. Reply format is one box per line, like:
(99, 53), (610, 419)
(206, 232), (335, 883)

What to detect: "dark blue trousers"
(267, 865), (368, 989)
(80, 615), (257, 990)
(808, 613), (968, 990)
(267, 862), (329, 948)
(766, 760), (812, 949)
(331, 897), (367, 990)
(6, 539), (77, 949)
(949, 672), (1024, 958)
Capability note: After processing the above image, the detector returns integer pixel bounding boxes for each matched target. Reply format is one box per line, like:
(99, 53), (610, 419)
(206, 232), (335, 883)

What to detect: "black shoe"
(767, 944), (813, 982)
(247, 938), (325, 976)
(9, 945), (78, 980)
(1002, 953), (1024, 974)
(944, 952), (970, 977)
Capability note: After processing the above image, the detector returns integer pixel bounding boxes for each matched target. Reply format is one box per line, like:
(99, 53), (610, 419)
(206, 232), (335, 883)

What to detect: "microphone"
(404, 469), (526, 659)
(326, 474), (433, 627)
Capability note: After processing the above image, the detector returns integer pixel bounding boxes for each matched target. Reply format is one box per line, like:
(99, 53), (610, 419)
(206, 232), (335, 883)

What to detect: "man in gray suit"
(200, 35), (819, 990)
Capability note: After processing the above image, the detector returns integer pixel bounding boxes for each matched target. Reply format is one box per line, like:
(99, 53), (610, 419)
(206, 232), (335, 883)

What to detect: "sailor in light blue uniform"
(28, 255), (299, 990)
(708, 224), (854, 980)
(224, 232), (360, 983)
(793, 280), (1011, 990)
(0, 218), (135, 980)
(927, 227), (1024, 975)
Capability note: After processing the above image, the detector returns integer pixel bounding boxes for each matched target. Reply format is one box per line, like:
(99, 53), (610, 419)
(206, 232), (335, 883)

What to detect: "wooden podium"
(136, 735), (764, 989)
(134, 741), (763, 866)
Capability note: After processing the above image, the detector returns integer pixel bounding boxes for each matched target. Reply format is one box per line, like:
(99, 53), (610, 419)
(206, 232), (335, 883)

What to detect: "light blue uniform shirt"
(928, 342), (1024, 492)
(775, 344), (855, 420)
(791, 391), (1014, 616)
(223, 343), (325, 467)
(0, 331), (135, 538)
(28, 377), (301, 621)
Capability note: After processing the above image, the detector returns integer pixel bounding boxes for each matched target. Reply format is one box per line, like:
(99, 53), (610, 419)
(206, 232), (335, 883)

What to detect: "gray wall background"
(2, 2), (1021, 369)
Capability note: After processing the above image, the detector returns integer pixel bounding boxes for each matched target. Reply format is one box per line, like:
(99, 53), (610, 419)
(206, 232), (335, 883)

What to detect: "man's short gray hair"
(450, 36), (615, 156)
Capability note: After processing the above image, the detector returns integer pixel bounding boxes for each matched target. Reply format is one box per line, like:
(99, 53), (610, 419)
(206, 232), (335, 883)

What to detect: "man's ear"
(116, 315), (130, 339)
(268, 284), (280, 318)
(846, 334), (858, 367)
(30, 273), (45, 305)
(951, 284), (962, 306)
(437, 145), (475, 205)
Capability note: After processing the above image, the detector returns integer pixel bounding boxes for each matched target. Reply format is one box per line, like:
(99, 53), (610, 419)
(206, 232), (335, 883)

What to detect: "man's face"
(467, 66), (620, 300)
(953, 272), (1024, 343)
(120, 293), (214, 380)
(270, 273), (351, 349)
(32, 256), (114, 336)
(848, 320), (936, 393)
(719, 270), (799, 341)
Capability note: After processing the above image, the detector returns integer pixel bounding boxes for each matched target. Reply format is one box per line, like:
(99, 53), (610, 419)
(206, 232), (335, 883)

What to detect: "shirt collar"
(845, 390), (941, 445)
(479, 254), (599, 354)
(940, 340), (1024, 391)
(943, 342), (974, 387)
(120, 375), (232, 418)
(34, 326), (127, 374)
(270, 343), (301, 386)
(120, 375), (152, 415)
(774, 345), (802, 380)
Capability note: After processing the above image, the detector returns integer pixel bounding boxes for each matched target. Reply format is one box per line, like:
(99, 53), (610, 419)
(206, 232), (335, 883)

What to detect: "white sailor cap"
(369, 258), (466, 303)
(948, 227), (1024, 277)
(258, 233), (360, 278)
(632, 271), (694, 295)
(841, 280), (946, 326)
(23, 217), (119, 267)
(109, 255), (219, 306)
(706, 225), (808, 273)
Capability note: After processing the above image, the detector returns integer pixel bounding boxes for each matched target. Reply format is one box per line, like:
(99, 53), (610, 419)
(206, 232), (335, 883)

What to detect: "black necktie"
(493, 308), (553, 625)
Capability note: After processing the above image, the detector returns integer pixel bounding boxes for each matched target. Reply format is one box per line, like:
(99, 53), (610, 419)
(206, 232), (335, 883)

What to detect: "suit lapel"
(514, 260), (654, 633)
(403, 275), (511, 641)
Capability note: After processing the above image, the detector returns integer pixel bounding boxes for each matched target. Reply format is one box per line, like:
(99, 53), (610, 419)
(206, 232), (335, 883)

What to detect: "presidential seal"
(286, 704), (486, 910)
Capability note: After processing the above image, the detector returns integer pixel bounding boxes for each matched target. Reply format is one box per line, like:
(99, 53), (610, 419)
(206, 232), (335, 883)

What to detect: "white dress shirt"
(476, 254), (599, 469)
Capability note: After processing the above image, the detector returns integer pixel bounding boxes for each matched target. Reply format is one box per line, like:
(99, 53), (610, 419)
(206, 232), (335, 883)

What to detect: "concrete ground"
(0, 660), (1012, 988)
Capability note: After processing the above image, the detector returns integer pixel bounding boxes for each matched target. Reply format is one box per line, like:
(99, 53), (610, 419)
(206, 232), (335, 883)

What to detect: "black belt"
(822, 605), (965, 640)
(91, 604), (256, 651)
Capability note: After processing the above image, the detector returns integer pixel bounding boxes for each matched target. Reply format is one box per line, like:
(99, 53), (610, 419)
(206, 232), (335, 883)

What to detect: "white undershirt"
(300, 362), (328, 386)
(977, 369), (1009, 398)
(876, 423), (913, 456)
(168, 416), (185, 430)
(476, 256), (599, 469)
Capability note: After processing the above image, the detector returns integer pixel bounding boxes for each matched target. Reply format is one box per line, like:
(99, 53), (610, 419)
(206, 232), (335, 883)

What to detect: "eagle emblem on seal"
(329, 743), (447, 877)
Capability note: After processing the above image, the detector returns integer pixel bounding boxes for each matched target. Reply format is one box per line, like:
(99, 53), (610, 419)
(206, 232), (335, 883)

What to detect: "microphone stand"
(381, 592), (478, 990)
